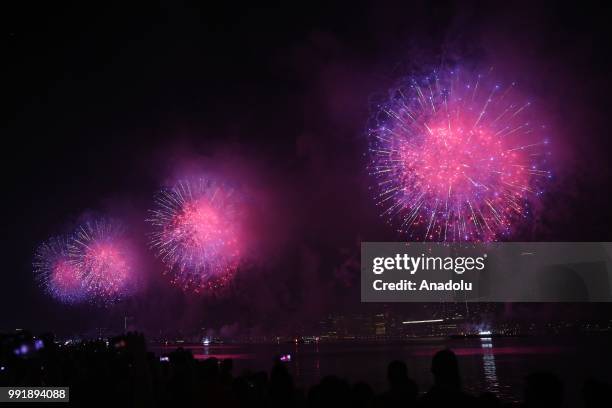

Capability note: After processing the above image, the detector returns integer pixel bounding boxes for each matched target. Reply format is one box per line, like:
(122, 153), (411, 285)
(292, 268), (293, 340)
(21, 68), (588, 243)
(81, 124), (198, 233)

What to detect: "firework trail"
(33, 237), (86, 303)
(368, 68), (551, 242)
(69, 219), (137, 304)
(147, 178), (245, 292)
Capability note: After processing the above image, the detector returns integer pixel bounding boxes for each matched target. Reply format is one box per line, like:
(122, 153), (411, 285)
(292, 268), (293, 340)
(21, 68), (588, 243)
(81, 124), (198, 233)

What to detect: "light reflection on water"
(480, 337), (500, 394)
(152, 336), (611, 406)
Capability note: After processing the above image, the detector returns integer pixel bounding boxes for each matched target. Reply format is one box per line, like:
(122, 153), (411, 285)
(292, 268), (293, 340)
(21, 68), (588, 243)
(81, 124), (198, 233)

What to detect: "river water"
(153, 335), (612, 405)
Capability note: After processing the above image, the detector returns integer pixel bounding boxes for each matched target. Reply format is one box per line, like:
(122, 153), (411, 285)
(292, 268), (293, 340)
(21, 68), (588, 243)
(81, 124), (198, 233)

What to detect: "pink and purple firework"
(368, 68), (551, 242)
(147, 178), (245, 292)
(69, 219), (138, 304)
(34, 237), (86, 303)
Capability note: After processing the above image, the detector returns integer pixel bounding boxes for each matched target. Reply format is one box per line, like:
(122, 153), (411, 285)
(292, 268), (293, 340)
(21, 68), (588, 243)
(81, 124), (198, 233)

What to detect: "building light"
(402, 319), (444, 324)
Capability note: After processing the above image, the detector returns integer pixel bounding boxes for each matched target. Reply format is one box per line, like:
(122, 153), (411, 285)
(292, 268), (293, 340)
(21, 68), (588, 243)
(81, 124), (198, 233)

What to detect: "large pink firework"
(33, 237), (87, 304)
(147, 178), (245, 292)
(368, 68), (551, 242)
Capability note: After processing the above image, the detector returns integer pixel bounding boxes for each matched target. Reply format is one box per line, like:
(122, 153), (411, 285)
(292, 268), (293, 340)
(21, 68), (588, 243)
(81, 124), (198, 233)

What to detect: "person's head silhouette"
(431, 349), (461, 389)
(524, 372), (563, 408)
(387, 360), (409, 388)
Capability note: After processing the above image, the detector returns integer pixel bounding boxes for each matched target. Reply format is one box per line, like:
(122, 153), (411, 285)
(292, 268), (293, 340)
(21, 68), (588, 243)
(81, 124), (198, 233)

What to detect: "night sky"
(4, 1), (612, 335)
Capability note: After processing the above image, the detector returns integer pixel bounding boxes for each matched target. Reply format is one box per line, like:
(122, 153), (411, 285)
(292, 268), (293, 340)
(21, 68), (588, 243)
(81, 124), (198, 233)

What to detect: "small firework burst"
(33, 237), (86, 303)
(147, 178), (245, 292)
(368, 67), (551, 242)
(69, 219), (137, 304)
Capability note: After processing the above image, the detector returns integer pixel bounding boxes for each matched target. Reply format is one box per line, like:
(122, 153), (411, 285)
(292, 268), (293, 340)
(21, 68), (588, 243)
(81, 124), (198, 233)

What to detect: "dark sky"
(3, 1), (612, 335)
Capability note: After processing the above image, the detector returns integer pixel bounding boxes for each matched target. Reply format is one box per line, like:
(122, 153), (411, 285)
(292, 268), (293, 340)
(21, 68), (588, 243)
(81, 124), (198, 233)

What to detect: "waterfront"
(153, 335), (612, 405)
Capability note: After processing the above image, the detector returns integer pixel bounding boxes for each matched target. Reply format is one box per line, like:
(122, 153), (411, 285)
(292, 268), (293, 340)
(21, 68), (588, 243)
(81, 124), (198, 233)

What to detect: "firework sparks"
(147, 178), (245, 292)
(69, 219), (137, 303)
(33, 237), (86, 303)
(368, 68), (551, 242)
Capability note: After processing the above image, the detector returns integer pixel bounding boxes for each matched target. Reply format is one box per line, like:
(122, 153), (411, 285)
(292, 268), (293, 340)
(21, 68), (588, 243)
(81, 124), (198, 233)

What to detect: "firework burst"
(33, 237), (86, 303)
(368, 68), (551, 242)
(69, 219), (137, 303)
(147, 178), (245, 292)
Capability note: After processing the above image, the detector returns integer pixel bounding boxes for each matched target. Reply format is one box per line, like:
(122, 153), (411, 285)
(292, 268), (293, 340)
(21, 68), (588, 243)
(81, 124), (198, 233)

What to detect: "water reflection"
(313, 342), (321, 383)
(294, 343), (300, 379)
(480, 337), (500, 393)
(150, 336), (603, 405)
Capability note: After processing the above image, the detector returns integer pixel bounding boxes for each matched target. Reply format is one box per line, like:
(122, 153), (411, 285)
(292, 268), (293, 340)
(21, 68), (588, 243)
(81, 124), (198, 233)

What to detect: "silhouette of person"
(379, 360), (418, 407)
(523, 372), (563, 408)
(418, 349), (476, 408)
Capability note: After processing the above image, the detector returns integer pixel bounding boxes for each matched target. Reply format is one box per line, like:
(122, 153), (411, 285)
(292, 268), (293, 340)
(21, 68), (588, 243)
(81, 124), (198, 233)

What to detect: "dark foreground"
(1, 332), (611, 407)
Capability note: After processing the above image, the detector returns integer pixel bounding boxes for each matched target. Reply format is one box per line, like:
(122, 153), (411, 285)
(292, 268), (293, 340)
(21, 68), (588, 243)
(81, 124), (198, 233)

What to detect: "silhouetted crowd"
(1, 332), (611, 407)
